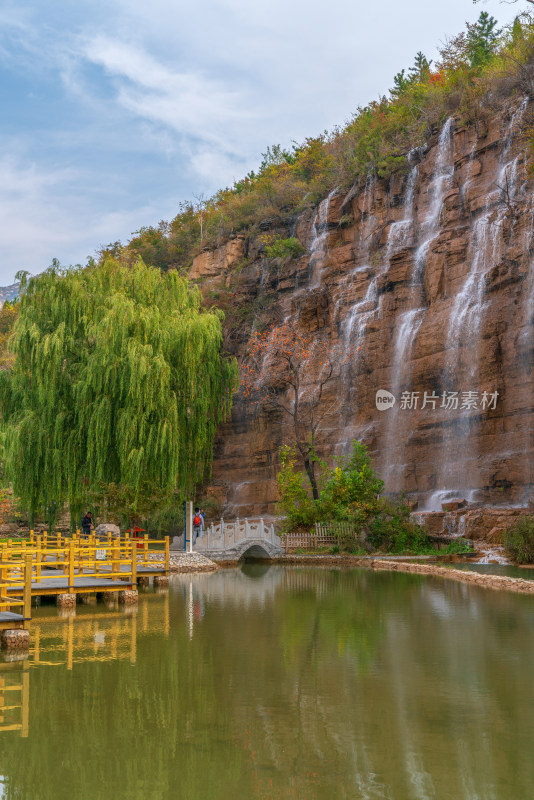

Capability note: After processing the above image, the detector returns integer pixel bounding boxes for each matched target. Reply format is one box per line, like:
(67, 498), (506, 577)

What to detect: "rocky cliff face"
(0, 282), (19, 306)
(192, 96), (534, 517)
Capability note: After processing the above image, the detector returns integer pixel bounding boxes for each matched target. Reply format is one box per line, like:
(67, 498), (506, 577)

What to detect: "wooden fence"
(283, 523), (360, 552)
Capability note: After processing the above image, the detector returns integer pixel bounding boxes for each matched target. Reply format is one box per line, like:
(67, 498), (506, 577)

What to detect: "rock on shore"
(147, 552), (218, 573)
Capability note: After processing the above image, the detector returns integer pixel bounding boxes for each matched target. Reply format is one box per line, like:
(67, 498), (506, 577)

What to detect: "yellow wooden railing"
(0, 555), (32, 624)
(1, 535), (169, 594)
(0, 663), (29, 737)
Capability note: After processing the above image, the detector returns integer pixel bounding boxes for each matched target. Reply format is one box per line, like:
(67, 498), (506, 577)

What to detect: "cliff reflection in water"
(0, 566), (534, 799)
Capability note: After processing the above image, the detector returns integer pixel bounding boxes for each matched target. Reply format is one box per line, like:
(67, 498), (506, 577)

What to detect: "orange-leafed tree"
(241, 324), (346, 500)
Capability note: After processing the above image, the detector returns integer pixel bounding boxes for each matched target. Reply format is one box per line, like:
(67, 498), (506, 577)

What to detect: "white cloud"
(0, 0), (524, 282)
(0, 153), (164, 282)
(82, 36), (257, 148)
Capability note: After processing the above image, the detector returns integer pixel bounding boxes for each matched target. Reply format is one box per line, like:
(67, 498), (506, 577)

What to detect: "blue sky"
(0, 0), (522, 284)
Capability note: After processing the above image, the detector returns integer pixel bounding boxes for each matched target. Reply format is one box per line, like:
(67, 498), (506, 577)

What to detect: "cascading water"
(339, 176), (378, 340)
(309, 188), (337, 287)
(448, 98), (528, 358)
(343, 155), (422, 368)
(431, 98), (530, 505)
(382, 120), (455, 491)
(340, 159), (423, 446)
(385, 151), (420, 261)
(338, 151), (425, 458)
(519, 166), (534, 504)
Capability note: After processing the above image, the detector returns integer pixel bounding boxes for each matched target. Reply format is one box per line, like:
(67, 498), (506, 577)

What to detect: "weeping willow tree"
(0, 258), (238, 526)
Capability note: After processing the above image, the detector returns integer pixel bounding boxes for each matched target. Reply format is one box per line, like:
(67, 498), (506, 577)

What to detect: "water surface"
(1, 565), (534, 799)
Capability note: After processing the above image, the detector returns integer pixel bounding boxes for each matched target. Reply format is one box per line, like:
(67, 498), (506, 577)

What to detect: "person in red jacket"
(192, 507), (204, 544)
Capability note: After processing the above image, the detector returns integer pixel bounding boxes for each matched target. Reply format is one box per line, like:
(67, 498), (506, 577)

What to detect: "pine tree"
(0, 258), (238, 526)
(409, 52), (432, 82)
(467, 12), (501, 68)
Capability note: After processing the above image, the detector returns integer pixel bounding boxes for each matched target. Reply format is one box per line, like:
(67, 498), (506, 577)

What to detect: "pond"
(1, 564), (534, 799)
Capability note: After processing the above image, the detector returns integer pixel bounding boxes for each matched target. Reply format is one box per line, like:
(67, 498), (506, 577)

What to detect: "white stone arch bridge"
(174, 518), (283, 561)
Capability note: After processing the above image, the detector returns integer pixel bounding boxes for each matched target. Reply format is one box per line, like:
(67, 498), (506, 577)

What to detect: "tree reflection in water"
(0, 567), (533, 799)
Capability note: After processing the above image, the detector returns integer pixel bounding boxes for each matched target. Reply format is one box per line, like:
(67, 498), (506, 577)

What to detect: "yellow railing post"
(131, 543), (137, 588)
(43, 531), (48, 550)
(30, 529), (34, 545)
(23, 554), (32, 626)
(36, 539), (41, 584)
(21, 668), (29, 738)
(67, 616), (73, 671)
(68, 542), (75, 592)
(165, 536), (170, 577)
(0, 545), (6, 584)
(144, 534), (149, 567)
(112, 543), (119, 579)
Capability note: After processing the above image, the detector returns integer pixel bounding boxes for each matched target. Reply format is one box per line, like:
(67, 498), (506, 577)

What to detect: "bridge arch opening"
(239, 543), (273, 561)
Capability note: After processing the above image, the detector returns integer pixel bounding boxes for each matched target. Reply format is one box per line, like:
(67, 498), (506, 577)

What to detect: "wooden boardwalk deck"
(0, 612), (25, 624)
(0, 534), (171, 634)
(5, 565), (166, 596)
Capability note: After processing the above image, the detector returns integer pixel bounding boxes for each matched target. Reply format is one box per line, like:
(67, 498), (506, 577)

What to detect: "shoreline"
(269, 554), (534, 595)
(167, 551), (534, 595)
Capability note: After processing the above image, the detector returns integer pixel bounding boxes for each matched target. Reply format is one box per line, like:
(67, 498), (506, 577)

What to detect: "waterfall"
(448, 98), (528, 358)
(309, 188), (337, 287)
(339, 177), (379, 363)
(382, 119), (455, 491)
(399, 120), (454, 355)
(385, 151), (420, 260)
(431, 97), (530, 507)
(459, 136), (478, 207)
(520, 193), (534, 504)
(344, 158), (421, 365)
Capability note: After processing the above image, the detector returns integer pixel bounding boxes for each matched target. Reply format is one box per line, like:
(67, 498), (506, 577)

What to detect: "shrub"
(443, 537), (474, 555)
(276, 439), (431, 554)
(503, 515), (534, 563)
(276, 445), (317, 530)
(318, 442), (384, 521)
(265, 237), (306, 261)
(367, 499), (430, 554)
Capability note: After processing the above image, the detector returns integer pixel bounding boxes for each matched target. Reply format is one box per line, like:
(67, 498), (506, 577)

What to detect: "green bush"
(277, 440), (431, 554)
(276, 445), (317, 530)
(442, 538), (474, 555)
(503, 516), (534, 563)
(367, 499), (430, 554)
(330, 532), (367, 555)
(265, 237), (306, 261)
(318, 441), (383, 522)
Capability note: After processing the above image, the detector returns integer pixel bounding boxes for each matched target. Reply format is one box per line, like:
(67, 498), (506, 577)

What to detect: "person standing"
(192, 507), (204, 545)
(81, 511), (94, 538)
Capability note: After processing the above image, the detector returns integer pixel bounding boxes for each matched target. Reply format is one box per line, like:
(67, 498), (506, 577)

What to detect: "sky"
(0, 0), (524, 284)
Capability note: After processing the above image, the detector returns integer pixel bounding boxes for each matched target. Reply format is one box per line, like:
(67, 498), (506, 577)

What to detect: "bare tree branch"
(241, 324), (347, 499)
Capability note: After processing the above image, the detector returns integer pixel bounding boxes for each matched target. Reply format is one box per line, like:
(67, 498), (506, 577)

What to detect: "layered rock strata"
(193, 95), (534, 517)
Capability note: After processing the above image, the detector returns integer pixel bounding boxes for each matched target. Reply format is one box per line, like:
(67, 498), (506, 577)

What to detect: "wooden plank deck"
(4, 564), (165, 596)
(41, 557), (166, 576)
(0, 612), (25, 623)
(6, 576), (132, 595)
(0, 611), (26, 631)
